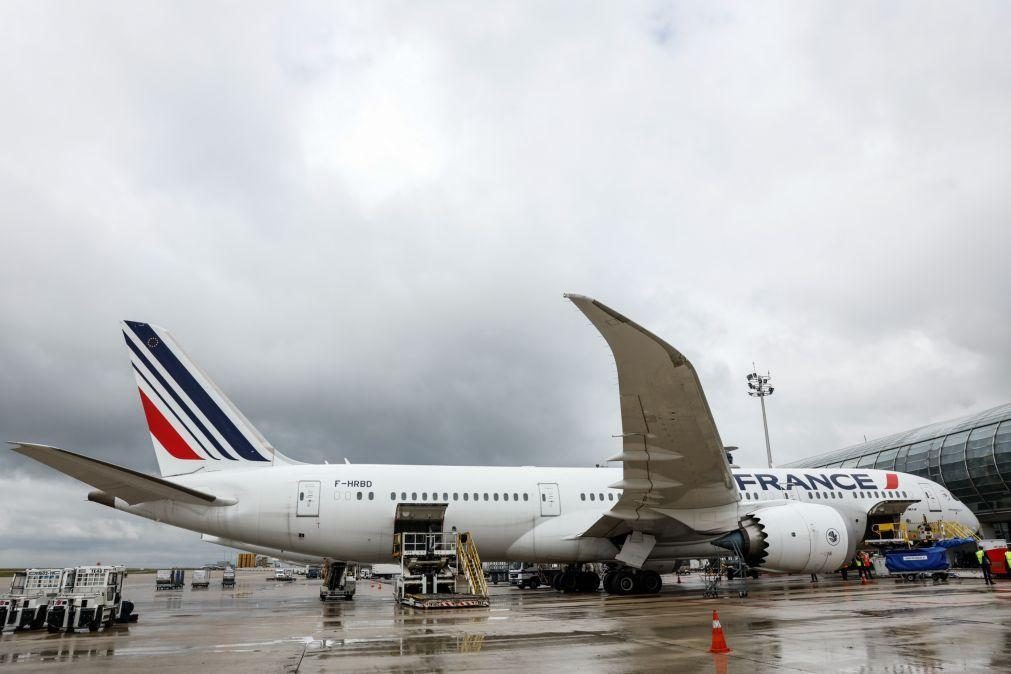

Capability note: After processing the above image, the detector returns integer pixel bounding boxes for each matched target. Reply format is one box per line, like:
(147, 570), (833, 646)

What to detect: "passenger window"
(356, 492), (362, 500)
(580, 493), (586, 501)
(494, 493), (499, 501)
(474, 493), (479, 501)
(902, 491), (907, 498)
(599, 493), (604, 501)
(514, 493), (519, 501)
(390, 491), (396, 500)
(453, 493), (459, 500)
(368, 492), (374, 500)
(443, 492), (448, 501)
(524, 493), (529, 501)
(589, 493), (595, 501)
(402, 492), (407, 500)
(503, 493), (509, 501)
(541, 494), (546, 502)
(423, 492), (429, 501)
(608, 494), (614, 501)
(483, 493), (489, 501)
(463, 493), (469, 501)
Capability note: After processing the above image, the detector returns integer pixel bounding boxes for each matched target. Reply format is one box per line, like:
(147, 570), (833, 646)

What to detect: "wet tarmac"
(0, 569), (1009, 672)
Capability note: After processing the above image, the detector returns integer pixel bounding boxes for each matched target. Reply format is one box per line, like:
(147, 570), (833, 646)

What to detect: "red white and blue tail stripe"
(123, 320), (291, 476)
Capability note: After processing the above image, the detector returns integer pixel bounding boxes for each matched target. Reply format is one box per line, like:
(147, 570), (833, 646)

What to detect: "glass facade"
(787, 403), (1011, 521)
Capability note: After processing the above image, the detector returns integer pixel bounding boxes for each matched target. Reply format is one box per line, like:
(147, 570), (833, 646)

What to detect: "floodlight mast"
(746, 364), (775, 468)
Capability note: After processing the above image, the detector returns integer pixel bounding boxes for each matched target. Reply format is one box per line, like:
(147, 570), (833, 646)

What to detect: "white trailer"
(191, 569), (210, 589)
(0, 568), (73, 632)
(46, 566), (137, 633)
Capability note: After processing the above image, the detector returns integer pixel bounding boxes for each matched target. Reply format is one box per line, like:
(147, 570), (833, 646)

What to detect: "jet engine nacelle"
(718, 502), (854, 574)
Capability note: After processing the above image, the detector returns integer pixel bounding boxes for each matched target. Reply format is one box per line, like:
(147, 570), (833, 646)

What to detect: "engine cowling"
(717, 502), (855, 574)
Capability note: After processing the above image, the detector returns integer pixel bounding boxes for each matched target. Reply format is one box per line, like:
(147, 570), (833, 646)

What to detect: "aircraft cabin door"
(919, 483), (941, 512)
(538, 483), (561, 517)
(297, 480), (321, 517)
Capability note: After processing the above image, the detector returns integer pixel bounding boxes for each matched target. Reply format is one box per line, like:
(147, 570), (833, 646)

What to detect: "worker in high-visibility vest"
(977, 548), (995, 585)
(1005, 550), (1011, 578)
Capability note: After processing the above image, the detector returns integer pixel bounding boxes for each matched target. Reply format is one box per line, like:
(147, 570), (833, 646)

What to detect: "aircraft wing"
(565, 295), (738, 538)
(9, 442), (235, 506)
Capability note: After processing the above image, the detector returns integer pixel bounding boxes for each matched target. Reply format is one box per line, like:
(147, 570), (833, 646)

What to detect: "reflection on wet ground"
(0, 570), (1009, 671)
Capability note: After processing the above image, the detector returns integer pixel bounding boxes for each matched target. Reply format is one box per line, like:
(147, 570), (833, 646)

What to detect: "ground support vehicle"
(46, 566), (138, 633)
(484, 562), (509, 585)
(509, 562), (563, 589)
(191, 569), (210, 589)
(883, 539), (974, 583)
(306, 566), (320, 580)
(0, 568), (73, 632)
(221, 567), (235, 588)
(320, 561), (358, 601)
(156, 568), (185, 590)
(393, 532), (489, 609)
(272, 568), (295, 582)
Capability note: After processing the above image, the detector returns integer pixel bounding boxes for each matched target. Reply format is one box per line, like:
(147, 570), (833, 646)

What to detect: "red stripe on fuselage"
(885, 473), (899, 489)
(138, 388), (203, 460)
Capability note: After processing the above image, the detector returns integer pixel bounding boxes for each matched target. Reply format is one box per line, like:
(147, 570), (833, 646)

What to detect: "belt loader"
(46, 565), (138, 633)
(0, 568), (73, 632)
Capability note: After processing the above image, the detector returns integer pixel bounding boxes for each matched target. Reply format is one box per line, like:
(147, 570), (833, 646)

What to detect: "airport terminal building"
(788, 403), (1011, 539)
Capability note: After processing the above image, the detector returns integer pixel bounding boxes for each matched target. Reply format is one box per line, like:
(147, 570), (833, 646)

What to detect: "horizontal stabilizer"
(9, 442), (235, 506)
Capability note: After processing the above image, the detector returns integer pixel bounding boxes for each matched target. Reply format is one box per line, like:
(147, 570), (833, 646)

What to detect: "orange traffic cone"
(709, 610), (732, 654)
(676, 573), (681, 584)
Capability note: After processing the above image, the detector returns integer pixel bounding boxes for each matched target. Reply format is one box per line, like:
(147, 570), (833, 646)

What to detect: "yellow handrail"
(456, 532), (489, 598)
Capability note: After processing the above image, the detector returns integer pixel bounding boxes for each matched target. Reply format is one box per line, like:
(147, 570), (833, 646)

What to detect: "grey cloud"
(1, 1), (1010, 565)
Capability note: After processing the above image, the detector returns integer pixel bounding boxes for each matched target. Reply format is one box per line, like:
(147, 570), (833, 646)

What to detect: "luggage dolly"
(701, 560), (722, 599)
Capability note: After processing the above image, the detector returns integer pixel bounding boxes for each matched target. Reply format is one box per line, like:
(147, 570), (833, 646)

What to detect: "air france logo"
(733, 472), (894, 492)
(826, 529), (840, 546)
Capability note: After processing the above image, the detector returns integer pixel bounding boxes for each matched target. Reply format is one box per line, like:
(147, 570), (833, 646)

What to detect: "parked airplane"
(12, 295), (979, 595)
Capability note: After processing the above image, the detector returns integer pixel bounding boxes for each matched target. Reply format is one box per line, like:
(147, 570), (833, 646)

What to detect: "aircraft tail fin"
(121, 320), (299, 477)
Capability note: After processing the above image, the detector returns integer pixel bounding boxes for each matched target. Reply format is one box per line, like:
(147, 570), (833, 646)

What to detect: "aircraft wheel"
(577, 571), (600, 592)
(560, 571), (579, 593)
(638, 570), (662, 594)
(528, 578), (540, 590)
(602, 572), (617, 594)
(613, 571), (636, 595)
(552, 573), (565, 591)
(48, 624), (59, 633)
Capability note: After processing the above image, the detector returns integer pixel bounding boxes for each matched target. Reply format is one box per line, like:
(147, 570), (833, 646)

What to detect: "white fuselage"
(110, 464), (979, 564)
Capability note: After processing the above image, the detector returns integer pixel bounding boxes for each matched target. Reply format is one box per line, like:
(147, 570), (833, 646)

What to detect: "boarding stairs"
(457, 532), (488, 598)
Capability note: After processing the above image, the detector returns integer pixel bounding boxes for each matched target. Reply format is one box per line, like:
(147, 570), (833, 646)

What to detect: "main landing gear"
(552, 565), (600, 593)
(602, 568), (662, 596)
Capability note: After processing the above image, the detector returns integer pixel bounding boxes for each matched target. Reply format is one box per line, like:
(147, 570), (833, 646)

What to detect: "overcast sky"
(1, 2), (1009, 567)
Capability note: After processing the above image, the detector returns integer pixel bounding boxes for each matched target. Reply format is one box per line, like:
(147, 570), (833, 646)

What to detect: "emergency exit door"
(297, 480), (321, 517)
(538, 483), (560, 516)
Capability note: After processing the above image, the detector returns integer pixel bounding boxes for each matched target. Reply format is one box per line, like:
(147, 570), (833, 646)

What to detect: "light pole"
(747, 365), (775, 468)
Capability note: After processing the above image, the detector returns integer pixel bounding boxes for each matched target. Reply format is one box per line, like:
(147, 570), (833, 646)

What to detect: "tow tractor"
(319, 561), (358, 601)
(0, 568), (73, 632)
(46, 565), (138, 633)
(221, 566), (236, 588)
